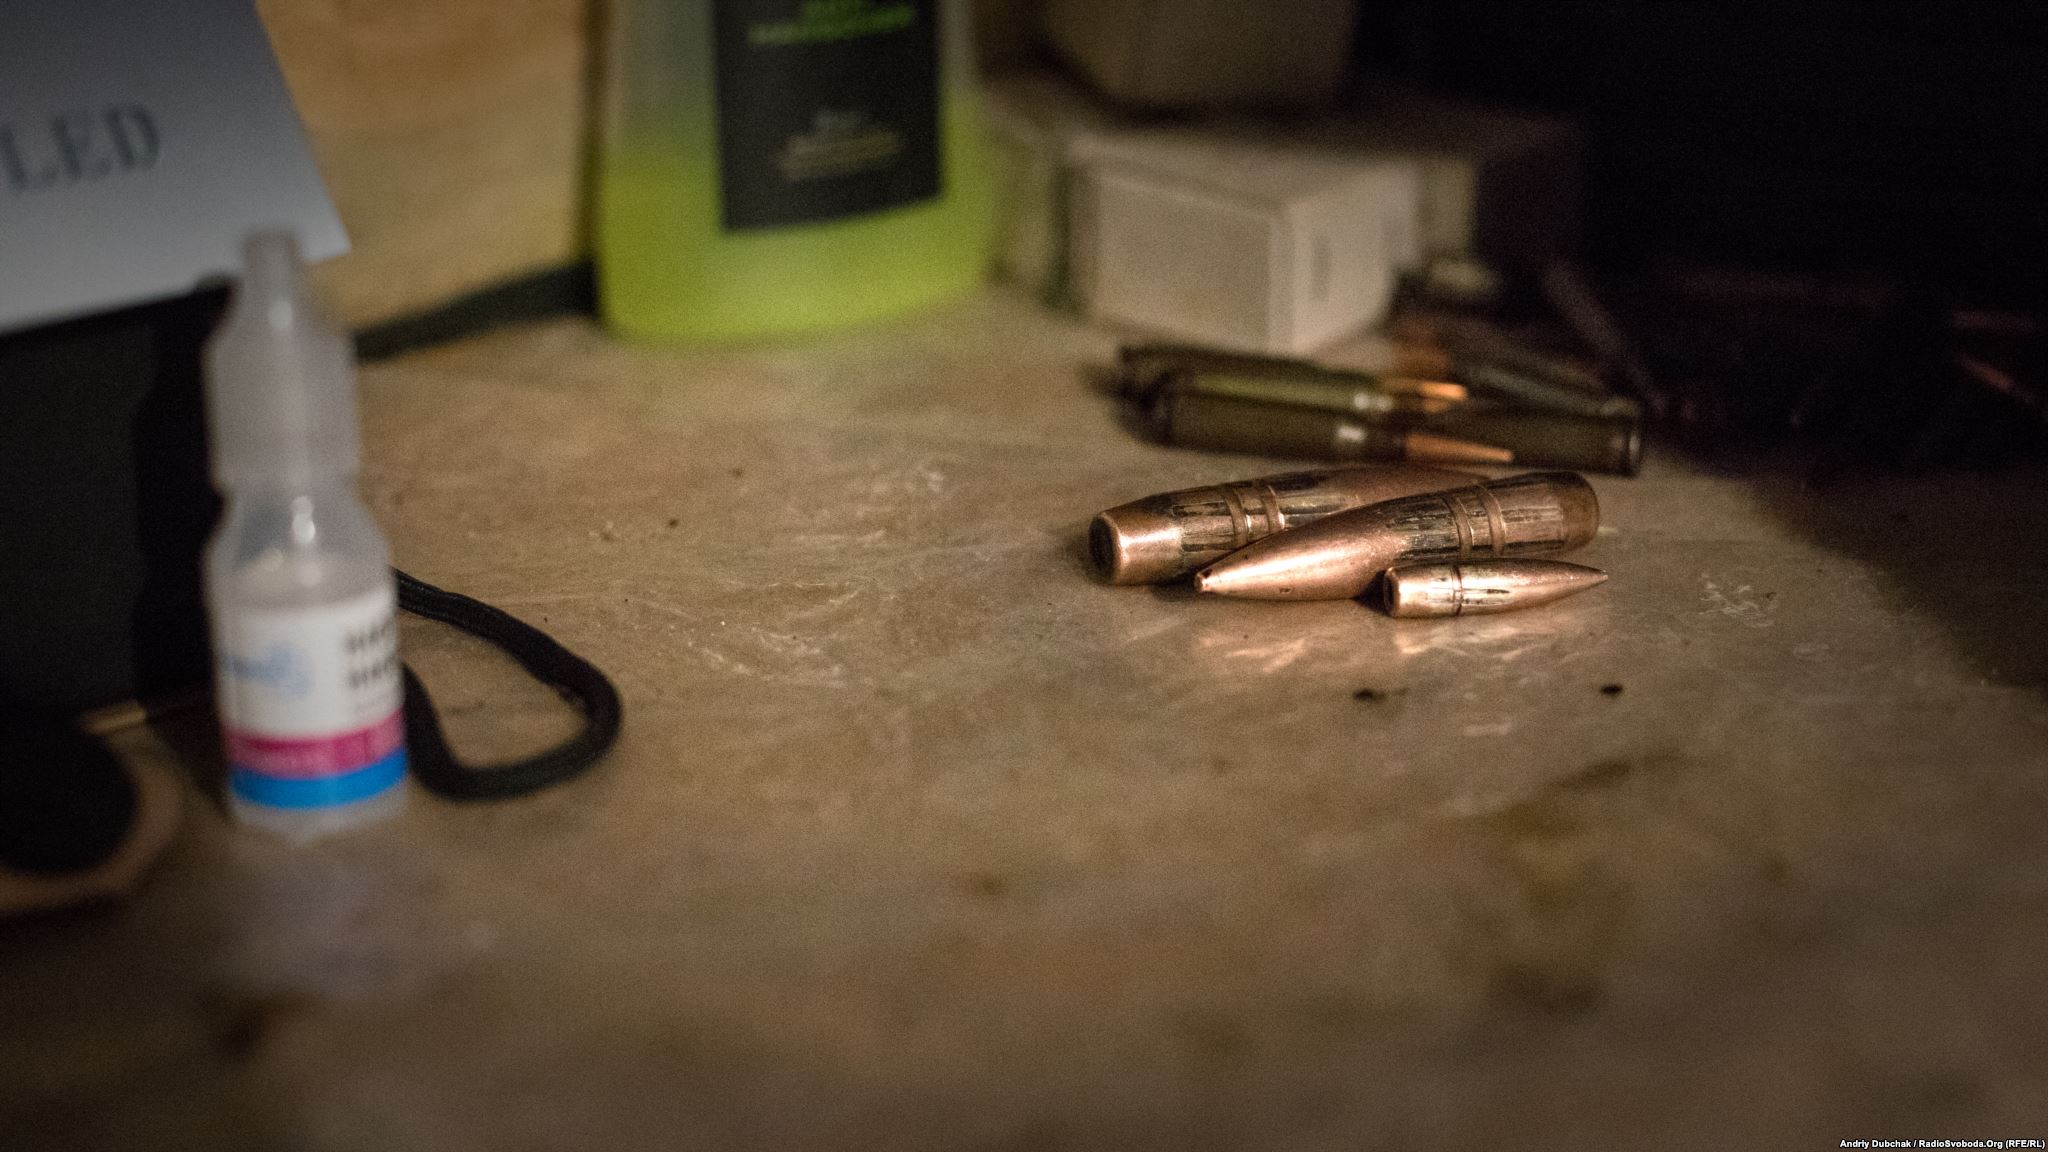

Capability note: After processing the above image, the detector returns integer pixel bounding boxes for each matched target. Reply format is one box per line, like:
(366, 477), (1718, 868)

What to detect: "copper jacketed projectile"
(1090, 466), (1482, 585)
(1381, 560), (1608, 617)
(1194, 471), (1599, 601)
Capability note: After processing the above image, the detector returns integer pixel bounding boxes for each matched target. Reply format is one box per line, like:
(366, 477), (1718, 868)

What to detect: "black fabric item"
(0, 290), (223, 716)
(395, 569), (622, 800)
(0, 694), (138, 874)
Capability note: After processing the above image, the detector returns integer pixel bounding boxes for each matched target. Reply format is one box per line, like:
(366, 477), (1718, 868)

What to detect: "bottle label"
(712, 0), (940, 231)
(213, 585), (406, 809)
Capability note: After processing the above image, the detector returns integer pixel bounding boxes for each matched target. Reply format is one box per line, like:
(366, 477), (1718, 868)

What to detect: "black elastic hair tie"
(395, 568), (622, 800)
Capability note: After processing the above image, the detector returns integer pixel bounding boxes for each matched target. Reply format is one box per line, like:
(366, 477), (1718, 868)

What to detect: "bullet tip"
(1087, 515), (1120, 581)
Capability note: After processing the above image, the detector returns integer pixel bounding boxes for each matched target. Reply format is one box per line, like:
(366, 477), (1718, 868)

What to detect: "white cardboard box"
(1069, 144), (1416, 354)
(983, 72), (1118, 304)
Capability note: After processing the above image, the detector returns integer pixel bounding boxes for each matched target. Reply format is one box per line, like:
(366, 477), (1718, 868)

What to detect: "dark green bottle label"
(712, 0), (940, 231)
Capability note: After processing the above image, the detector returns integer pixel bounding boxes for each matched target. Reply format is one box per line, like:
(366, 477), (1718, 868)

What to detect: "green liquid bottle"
(599, 0), (990, 342)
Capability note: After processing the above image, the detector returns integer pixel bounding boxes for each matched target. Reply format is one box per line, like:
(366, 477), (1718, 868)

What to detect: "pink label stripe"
(227, 712), (404, 778)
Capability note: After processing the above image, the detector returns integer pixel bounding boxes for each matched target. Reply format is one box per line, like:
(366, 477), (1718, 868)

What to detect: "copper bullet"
(1090, 465), (1483, 585)
(1194, 471), (1599, 601)
(1381, 560), (1608, 617)
(1149, 390), (1512, 466)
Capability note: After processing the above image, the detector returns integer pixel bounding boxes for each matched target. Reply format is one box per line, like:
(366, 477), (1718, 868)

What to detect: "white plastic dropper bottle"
(203, 232), (406, 841)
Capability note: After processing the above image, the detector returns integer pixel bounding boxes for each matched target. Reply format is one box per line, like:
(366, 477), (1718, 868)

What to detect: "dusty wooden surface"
(259, 0), (590, 325)
(3, 293), (2045, 1150)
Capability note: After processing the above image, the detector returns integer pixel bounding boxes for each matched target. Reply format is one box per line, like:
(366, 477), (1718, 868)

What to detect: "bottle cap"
(204, 232), (359, 489)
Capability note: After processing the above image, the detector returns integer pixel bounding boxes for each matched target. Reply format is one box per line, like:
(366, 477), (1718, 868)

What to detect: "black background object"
(0, 292), (223, 717)
(1357, 0), (2048, 296)
(0, 691), (138, 873)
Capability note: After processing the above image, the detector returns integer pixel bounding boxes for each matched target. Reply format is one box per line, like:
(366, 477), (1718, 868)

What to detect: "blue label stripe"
(230, 747), (407, 809)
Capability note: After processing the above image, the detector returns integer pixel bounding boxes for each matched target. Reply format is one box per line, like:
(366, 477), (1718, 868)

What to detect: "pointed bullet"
(1089, 465), (1483, 585)
(1381, 560), (1608, 617)
(1193, 471), (1599, 601)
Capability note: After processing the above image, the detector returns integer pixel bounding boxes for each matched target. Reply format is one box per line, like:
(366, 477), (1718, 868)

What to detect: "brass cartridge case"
(1090, 466), (1482, 585)
(1118, 344), (1295, 399)
(1119, 344), (1464, 412)
(1122, 340), (1441, 389)
(1381, 560), (1608, 617)
(1194, 471), (1599, 601)
(1176, 370), (1455, 417)
(1390, 314), (1610, 394)
(1456, 360), (1642, 420)
(1149, 390), (1511, 466)
(1416, 408), (1642, 476)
